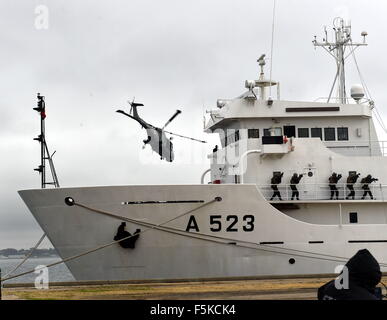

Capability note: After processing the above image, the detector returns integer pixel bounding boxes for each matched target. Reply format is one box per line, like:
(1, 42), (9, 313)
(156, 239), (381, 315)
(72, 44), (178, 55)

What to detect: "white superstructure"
(18, 18), (387, 281)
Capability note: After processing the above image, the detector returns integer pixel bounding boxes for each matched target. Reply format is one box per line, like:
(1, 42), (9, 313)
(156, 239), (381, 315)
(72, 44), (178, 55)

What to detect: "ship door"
(284, 126), (296, 138)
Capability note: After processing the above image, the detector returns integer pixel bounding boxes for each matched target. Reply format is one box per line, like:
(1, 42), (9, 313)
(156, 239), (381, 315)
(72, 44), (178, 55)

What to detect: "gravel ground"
(3, 276), (387, 300)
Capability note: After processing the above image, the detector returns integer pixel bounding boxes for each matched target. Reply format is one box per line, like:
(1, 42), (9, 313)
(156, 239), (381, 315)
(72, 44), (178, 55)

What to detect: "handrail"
(324, 140), (387, 156)
(238, 150), (262, 184)
(200, 169), (211, 184)
(312, 97), (371, 104)
(257, 182), (386, 201)
(211, 138), (387, 157)
(324, 140), (387, 144)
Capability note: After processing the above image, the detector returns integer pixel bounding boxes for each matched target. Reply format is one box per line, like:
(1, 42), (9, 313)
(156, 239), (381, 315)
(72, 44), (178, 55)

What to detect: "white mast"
(313, 17), (368, 104)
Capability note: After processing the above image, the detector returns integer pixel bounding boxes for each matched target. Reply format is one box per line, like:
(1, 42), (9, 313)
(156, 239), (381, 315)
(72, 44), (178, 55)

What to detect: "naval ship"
(19, 18), (387, 281)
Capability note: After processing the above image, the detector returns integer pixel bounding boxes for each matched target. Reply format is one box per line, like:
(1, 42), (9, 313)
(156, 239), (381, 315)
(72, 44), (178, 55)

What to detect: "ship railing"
(249, 139), (387, 157)
(313, 97), (372, 104)
(324, 140), (387, 156)
(257, 183), (387, 201)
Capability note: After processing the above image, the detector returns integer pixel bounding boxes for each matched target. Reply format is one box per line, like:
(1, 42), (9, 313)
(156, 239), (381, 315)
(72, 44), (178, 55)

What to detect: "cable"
(4, 197), (387, 282)
(1, 197), (219, 282)
(351, 40), (387, 134)
(269, 0), (276, 97)
(3, 136), (61, 280)
(75, 201), (358, 263)
(73, 200), (387, 267)
(379, 282), (387, 299)
(3, 234), (46, 279)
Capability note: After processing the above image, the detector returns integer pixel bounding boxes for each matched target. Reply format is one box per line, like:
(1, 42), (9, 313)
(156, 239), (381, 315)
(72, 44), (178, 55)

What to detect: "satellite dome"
(217, 99), (227, 108)
(350, 84), (365, 101)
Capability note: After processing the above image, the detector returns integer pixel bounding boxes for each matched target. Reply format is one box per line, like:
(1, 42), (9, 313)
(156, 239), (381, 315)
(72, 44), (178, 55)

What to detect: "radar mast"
(313, 17), (368, 104)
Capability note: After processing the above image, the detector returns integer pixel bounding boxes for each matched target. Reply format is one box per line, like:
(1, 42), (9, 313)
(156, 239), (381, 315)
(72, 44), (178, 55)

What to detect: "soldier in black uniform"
(270, 172), (284, 201)
(346, 172), (361, 200)
(290, 173), (303, 200)
(114, 222), (141, 249)
(361, 174), (378, 200)
(328, 172), (342, 200)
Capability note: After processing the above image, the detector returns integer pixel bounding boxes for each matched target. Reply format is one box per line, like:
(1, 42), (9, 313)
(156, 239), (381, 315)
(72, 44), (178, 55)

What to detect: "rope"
(73, 202), (353, 263)
(269, 0), (276, 97)
(3, 134), (63, 281)
(72, 200), (387, 267)
(163, 130), (206, 143)
(351, 40), (387, 134)
(2, 138), (60, 281)
(351, 41), (372, 100)
(4, 196), (387, 282)
(3, 234), (46, 279)
(1, 197), (219, 282)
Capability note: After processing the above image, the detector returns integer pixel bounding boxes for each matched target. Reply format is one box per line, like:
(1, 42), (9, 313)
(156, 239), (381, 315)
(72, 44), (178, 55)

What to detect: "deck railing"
(324, 140), (387, 156)
(257, 183), (386, 201)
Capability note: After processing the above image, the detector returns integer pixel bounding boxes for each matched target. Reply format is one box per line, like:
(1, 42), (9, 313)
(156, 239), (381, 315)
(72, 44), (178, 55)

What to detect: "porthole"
(308, 171), (313, 177)
(289, 258), (295, 265)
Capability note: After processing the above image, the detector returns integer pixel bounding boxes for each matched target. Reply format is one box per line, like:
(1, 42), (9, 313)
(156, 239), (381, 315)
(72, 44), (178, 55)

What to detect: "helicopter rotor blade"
(127, 99), (133, 115)
(116, 109), (131, 117)
(163, 130), (206, 143)
(162, 109), (182, 130)
(128, 97), (135, 106)
(127, 99), (144, 115)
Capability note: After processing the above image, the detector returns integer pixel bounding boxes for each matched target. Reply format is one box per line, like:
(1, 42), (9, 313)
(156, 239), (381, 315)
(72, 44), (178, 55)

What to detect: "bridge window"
(284, 126), (296, 138)
(248, 129), (260, 139)
(298, 128), (309, 138)
(338, 127), (349, 141)
(324, 128), (336, 141)
(273, 127), (282, 136)
(264, 128), (282, 137)
(311, 128), (322, 140)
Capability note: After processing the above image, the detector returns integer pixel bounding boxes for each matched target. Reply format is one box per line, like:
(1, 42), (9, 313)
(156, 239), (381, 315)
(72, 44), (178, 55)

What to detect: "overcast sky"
(1, 0), (387, 249)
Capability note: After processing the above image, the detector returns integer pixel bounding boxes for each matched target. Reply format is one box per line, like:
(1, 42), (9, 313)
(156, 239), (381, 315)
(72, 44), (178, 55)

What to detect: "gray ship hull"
(18, 184), (387, 281)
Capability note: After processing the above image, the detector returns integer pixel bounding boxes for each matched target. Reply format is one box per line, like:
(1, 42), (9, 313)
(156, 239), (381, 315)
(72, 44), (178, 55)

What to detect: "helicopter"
(116, 99), (206, 162)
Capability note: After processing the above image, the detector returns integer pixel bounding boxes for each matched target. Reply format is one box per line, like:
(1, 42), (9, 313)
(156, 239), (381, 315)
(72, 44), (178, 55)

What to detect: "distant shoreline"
(0, 248), (58, 260)
(0, 256), (59, 260)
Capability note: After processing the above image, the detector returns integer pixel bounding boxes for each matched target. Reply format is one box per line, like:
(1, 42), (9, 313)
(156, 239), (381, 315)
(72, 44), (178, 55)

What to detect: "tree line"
(0, 248), (57, 258)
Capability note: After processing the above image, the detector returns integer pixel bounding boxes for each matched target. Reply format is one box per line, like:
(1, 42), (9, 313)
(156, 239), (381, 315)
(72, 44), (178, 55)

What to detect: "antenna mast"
(313, 17), (368, 104)
(33, 93), (60, 188)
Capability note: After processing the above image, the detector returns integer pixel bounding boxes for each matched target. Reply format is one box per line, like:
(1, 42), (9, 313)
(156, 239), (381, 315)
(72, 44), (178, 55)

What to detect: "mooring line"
(4, 196), (387, 282)
(73, 200), (387, 267)
(3, 233), (47, 279)
(1, 197), (220, 282)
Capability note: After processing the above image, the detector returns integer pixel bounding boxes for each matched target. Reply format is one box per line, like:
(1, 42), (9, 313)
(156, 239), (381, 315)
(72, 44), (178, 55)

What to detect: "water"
(0, 257), (75, 284)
